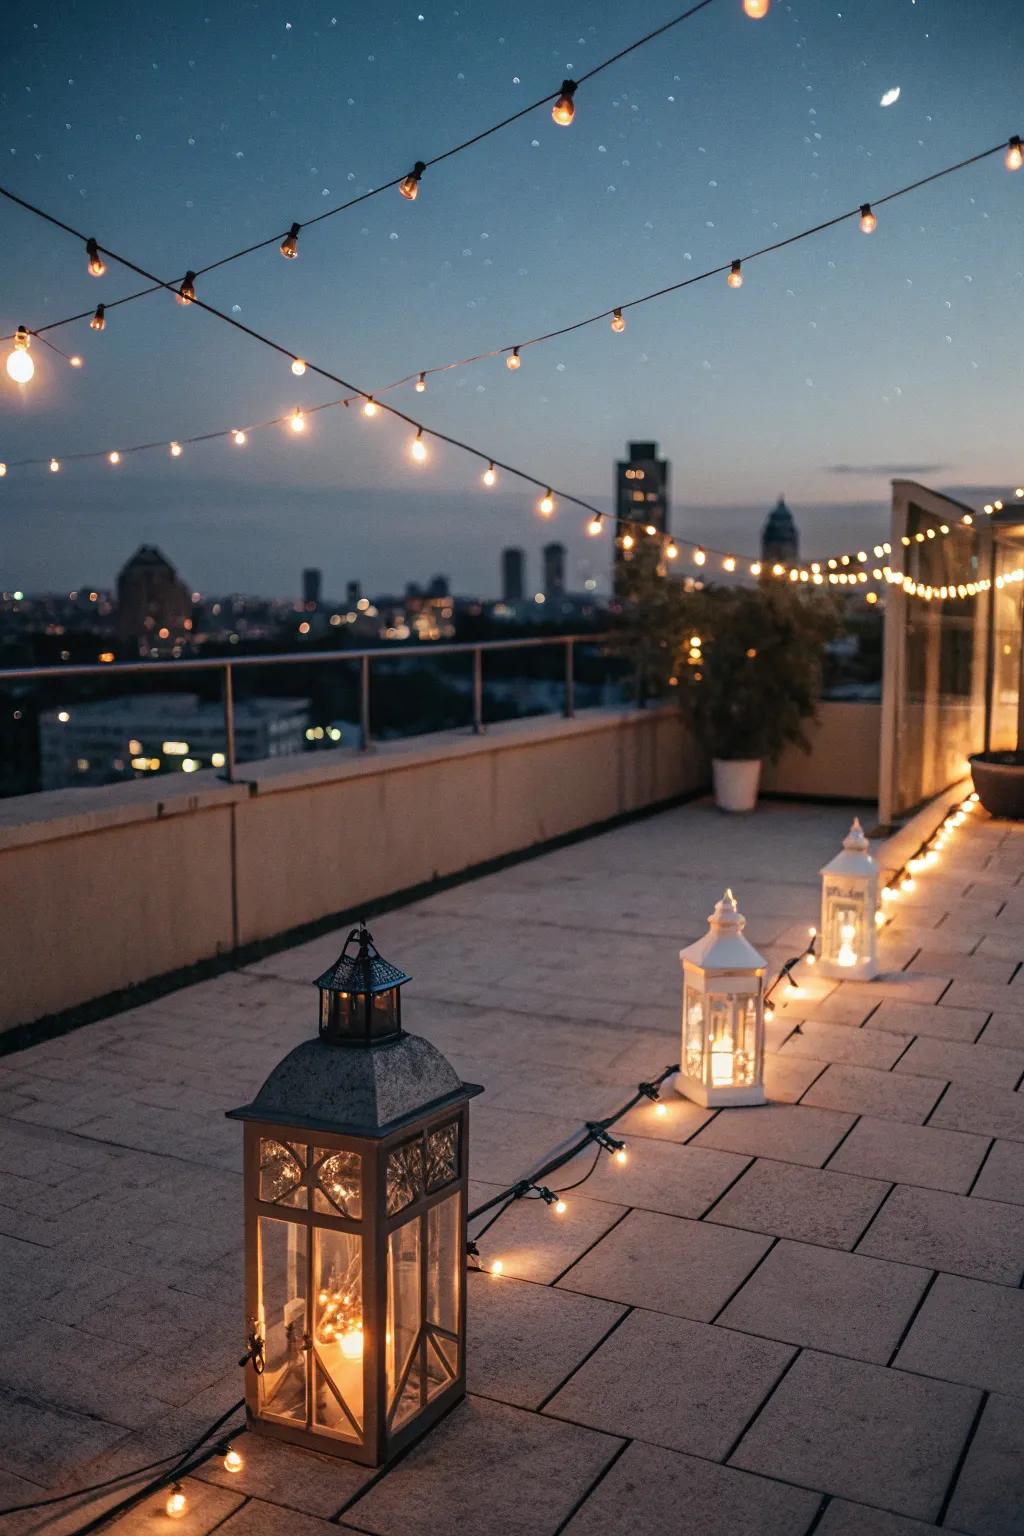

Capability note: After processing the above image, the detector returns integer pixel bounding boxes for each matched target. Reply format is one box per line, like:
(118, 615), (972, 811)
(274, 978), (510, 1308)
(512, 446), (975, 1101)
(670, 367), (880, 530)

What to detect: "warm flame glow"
(538, 490), (556, 517)
(859, 204), (877, 234)
(727, 260), (743, 288)
(611, 307), (625, 333)
(743, 0), (770, 16)
(506, 348), (521, 370)
(483, 463), (496, 487)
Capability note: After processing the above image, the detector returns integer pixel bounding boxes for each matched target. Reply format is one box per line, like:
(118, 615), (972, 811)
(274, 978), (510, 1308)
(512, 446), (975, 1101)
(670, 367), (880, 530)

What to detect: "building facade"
(543, 542), (566, 599)
(761, 497), (800, 565)
(614, 441), (670, 593)
(116, 546), (191, 655)
(502, 548), (525, 603)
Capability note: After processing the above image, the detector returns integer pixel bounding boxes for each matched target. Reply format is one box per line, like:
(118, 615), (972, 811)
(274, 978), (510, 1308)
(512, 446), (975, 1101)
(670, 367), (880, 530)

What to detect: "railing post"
(222, 664), (236, 782)
(472, 647), (484, 735)
(360, 654), (372, 751)
(563, 638), (575, 718)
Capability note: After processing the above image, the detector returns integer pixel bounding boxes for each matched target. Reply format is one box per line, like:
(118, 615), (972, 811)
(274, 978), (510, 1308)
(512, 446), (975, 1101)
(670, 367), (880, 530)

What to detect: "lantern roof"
(227, 1031), (482, 1138)
(680, 888), (766, 973)
(821, 817), (877, 879)
(314, 923), (411, 996)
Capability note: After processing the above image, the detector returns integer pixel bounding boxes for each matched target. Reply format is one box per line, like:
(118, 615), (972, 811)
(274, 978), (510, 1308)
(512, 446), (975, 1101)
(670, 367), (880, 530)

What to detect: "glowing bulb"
(727, 260), (743, 288)
(666, 542), (679, 559)
(538, 490), (556, 517)
(901, 876), (915, 892)
(693, 547), (706, 566)
(483, 462), (496, 487)
(654, 1101), (668, 1118)
(108, 451), (121, 465)
(223, 1447), (243, 1474)
(6, 329), (34, 384)
(86, 237), (106, 276)
(90, 304), (106, 332)
(49, 458), (60, 473)
(166, 1484), (187, 1520)
(290, 408), (305, 433)
(291, 357), (306, 376)
(0, 463), (6, 476)
(622, 533), (635, 550)
(554, 1199), (567, 1215)
(723, 554), (736, 572)
(491, 1260), (504, 1276)
(611, 307), (625, 333)
(69, 354), (83, 368)
(588, 516), (603, 536)
(177, 271), (196, 305)
(743, 0), (770, 16)
(363, 398), (378, 417)
(170, 441), (182, 457)
(614, 1147), (628, 1165)
(506, 347), (521, 370)
(415, 372), (427, 392)
(410, 428), (427, 462)
(1007, 136), (1023, 172)
(552, 80), (577, 125)
(233, 430), (246, 445)
(859, 204), (877, 234)
(750, 561), (762, 576)
(399, 162), (426, 200)
(340, 1327), (364, 1360)
(280, 222), (300, 258)
(764, 1003), (775, 1020)
(645, 524), (657, 537)
(874, 909), (885, 927)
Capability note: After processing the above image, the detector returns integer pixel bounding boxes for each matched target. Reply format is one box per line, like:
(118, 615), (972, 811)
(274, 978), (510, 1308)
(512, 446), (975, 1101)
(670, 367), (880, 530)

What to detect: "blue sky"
(0, 0), (1021, 599)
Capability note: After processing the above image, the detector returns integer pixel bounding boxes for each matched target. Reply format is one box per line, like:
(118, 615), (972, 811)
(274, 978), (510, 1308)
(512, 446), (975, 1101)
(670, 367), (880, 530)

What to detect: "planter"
(970, 751), (1024, 819)
(712, 758), (762, 813)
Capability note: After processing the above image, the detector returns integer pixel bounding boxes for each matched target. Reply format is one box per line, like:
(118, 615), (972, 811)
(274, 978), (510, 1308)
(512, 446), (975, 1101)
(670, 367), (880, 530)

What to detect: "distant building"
(39, 694), (310, 790)
(614, 441), (670, 593)
(427, 574), (450, 599)
(346, 580), (361, 609)
(543, 542), (566, 599)
(761, 497), (800, 565)
(502, 548), (525, 603)
(302, 568), (322, 609)
(116, 546), (190, 654)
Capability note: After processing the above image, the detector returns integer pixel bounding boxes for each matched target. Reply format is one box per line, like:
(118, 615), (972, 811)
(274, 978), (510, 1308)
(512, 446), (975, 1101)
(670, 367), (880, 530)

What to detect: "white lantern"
(818, 817), (878, 980)
(675, 889), (766, 1108)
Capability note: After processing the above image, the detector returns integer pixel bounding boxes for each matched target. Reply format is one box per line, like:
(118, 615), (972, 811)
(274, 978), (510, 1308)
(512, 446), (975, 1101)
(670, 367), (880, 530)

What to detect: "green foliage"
(612, 556), (841, 762)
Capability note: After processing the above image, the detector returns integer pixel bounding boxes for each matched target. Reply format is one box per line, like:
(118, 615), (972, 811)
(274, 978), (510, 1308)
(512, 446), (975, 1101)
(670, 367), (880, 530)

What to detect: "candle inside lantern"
(710, 1030), (735, 1085)
(837, 918), (858, 968)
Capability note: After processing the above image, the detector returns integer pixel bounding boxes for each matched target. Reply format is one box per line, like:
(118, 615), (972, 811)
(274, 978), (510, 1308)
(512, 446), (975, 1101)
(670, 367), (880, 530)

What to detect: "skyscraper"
(302, 568), (322, 609)
(614, 441), (670, 593)
(501, 547), (525, 603)
(543, 542), (566, 599)
(116, 545), (190, 653)
(761, 497), (800, 565)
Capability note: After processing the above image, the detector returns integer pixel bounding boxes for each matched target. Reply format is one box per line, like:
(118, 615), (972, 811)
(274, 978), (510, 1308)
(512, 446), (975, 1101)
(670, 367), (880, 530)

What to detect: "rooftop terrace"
(1, 793), (1023, 1535)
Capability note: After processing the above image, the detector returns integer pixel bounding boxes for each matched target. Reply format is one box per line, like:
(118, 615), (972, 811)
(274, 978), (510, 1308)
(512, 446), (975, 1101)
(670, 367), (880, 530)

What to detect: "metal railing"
(0, 634), (591, 784)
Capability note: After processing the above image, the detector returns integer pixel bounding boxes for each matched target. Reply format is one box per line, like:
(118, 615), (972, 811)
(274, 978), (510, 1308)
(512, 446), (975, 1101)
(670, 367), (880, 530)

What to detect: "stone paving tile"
(894, 1272), (1024, 1394)
(928, 1081), (1024, 1142)
(832, 973), (952, 1006)
(0, 1387), (130, 1486)
(690, 1104), (855, 1167)
(978, 932), (1024, 961)
(557, 1209), (772, 1321)
(346, 1395), (621, 1536)
(467, 1182), (627, 1284)
(467, 1272), (625, 1408)
(826, 1115), (989, 1194)
(909, 952), (1017, 985)
(977, 1011), (1024, 1050)
(561, 1439), (822, 1536)
(545, 1307), (794, 1460)
(942, 979), (1024, 1013)
(884, 923), (984, 956)
(802, 1064), (946, 1125)
(764, 1051), (828, 1103)
(216, 1499), (346, 1536)
(865, 999), (988, 1043)
(611, 1093), (713, 1144)
(804, 992), (885, 1026)
(108, 1476), (245, 1536)
(705, 1159), (890, 1249)
(857, 1184), (1024, 1285)
(730, 1350), (980, 1521)
(195, 1430), (374, 1518)
(0, 1321), (169, 1431)
(779, 1022), (911, 1069)
(945, 1393), (1024, 1536)
(559, 1136), (751, 1220)
(718, 1239), (931, 1364)
(815, 1499), (943, 1533)
(970, 1137), (1024, 1203)
(894, 1035), (1024, 1089)
(467, 1104), (585, 1186)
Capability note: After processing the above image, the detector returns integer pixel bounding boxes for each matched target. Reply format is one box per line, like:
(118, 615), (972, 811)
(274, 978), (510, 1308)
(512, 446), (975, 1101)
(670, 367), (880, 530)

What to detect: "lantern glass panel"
(684, 986), (704, 1079)
(735, 996), (758, 1085)
(828, 894), (865, 968)
(708, 996), (735, 1087)
(312, 1228), (364, 1440)
(425, 1122), (460, 1190)
(386, 1139), (424, 1217)
(313, 1147), (362, 1218)
(370, 987), (401, 1039)
(425, 1191), (460, 1397)
(258, 1216), (307, 1422)
(259, 1138), (306, 1208)
(387, 1216), (423, 1430)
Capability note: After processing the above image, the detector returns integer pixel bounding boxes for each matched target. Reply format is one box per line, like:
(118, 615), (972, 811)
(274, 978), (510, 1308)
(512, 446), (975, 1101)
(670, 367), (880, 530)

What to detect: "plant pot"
(712, 758), (762, 813)
(970, 751), (1024, 819)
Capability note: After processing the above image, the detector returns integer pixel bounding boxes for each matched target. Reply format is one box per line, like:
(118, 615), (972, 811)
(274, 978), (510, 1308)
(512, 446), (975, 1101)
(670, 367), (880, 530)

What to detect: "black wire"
(552, 1146), (604, 1196)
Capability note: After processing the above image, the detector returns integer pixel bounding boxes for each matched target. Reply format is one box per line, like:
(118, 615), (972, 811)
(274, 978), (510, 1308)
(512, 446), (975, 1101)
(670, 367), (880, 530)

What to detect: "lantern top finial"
(713, 888), (742, 928)
(680, 886), (766, 972)
(314, 922), (411, 999)
(843, 817), (869, 853)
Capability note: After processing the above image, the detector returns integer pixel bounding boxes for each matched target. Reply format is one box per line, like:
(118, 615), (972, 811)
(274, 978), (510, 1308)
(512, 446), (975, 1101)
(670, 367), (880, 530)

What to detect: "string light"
(177, 271), (196, 305)
(723, 554), (736, 572)
(170, 441), (182, 457)
(108, 451), (121, 465)
(280, 222), (301, 258)
(587, 515), (603, 536)
(611, 307), (625, 333)
(552, 80), (578, 126)
(362, 397), (378, 417)
(750, 561), (762, 576)
(49, 458), (60, 473)
(859, 203), (877, 234)
(1007, 136), (1023, 171)
(166, 1484), (187, 1520)
(291, 357), (307, 377)
(694, 546), (707, 565)
(69, 354), (83, 367)
(86, 236), (106, 276)
(727, 260), (743, 288)
(6, 327), (34, 383)
(289, 407), (305, 433)
(90, 304), (106, 332)
(666, 541), (679, 559)
(538, 489), (556, 517)
(743, 0), (770, 16)
(415, 372), (427, 392)
(483, 462), (496, 487)
(222, 1445), (243, 1474)
(399, 162), (426, 200)
(232, 429), (247, 445)
(0, 463), (6, 477)
(622, 532), (635, 550)
(410, 427), (427, 462)
(506, 347), (521, 371)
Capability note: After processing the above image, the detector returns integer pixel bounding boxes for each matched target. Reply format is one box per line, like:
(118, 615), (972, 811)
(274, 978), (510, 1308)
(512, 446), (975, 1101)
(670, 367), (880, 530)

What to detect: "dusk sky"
(1, 0), (1021, 600)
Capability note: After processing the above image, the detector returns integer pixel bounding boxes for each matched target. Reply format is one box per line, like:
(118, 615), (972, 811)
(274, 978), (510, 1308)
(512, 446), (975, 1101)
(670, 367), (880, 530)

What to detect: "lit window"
(162, 741), (189, 755)
(76, 758), (90, 772)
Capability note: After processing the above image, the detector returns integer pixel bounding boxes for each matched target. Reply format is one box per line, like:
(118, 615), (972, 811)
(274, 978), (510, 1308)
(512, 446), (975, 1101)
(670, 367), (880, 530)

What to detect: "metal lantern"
(675, 889), (767, 1108)
(818, 818), (879, 980)
(227, 923), (482, 1468)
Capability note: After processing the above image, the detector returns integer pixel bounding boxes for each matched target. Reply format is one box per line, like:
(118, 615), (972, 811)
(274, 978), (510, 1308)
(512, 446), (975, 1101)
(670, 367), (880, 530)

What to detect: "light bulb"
(291, 357), (306, 377)
(666, 541), (679, 559)
(764, 1003), (775, 1020)
(166, 1484), (187, 1520)
(411, 429), (427, 462)
(280, 222), (300, 258)
(506, 347), (521, 370)
(177, 271), (196, 305)
(723, 554), (736, 571)
(415, 372), (426, 392)
(170, 442), (182, 457)
(1007, 137), (1023, 172)
(614, 1147), (628, 1165)
(399, 161), (426, 200)
(108, 451), (121, 465)
(859, 204), (877, 234)
(69, 354), (83, 368)
(622, 532), (635, 550)
(588, 516), (603, 536)
(611, 307), (625, 333)
(645, 524), (657, 537)
(654, 1101), (668, 1117)
(340, 1327), (364, 1359)
(554, 1199), (567, 1215)
(90, 304), (106, 332)
(233, 430), (246, 445)
(0, 463), (6, 476)
(491, 1260), (504, 1276)
(6, 329), (34, 384)
(363, 398), (378, 417)
(538, 490), (556, 517)
(727, 260), (743, 288)
(694, 547), (706, 566)
(743, 0), (770, 16)
(223, 1446), (243, 1474)
(86, 237), (106, 276)
(551, 80), (577, 126)
(483, 462), (496, 487)
(49, 458), (60, 473)
(290, 408), (305, 433)
(874, 909), (885, 927)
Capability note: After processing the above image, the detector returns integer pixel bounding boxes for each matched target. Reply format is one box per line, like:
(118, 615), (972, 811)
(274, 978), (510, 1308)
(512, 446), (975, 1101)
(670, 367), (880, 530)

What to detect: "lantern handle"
(239, 1329), (265, 1375)
(339, 919), (380, 962)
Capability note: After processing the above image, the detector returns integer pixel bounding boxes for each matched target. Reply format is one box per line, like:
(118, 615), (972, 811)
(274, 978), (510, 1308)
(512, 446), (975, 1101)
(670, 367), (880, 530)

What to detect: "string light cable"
(876, 790), (981, 918)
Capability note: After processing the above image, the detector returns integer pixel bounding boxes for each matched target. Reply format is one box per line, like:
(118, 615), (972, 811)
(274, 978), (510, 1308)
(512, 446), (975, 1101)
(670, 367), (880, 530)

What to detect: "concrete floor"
(1, 796), (1023, 1534)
